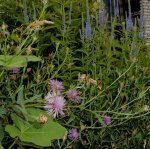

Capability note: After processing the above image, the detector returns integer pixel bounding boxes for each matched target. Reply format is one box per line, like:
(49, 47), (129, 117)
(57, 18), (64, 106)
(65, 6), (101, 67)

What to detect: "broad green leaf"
(0, 55), (41, 67)
(5, 109), (67, 147)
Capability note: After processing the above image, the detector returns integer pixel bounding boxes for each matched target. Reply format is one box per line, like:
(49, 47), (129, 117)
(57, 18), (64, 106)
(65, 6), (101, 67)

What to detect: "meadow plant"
(126, 0), (132, 31)
(23, 0), (29, 23)
(0, 0), (150, 148)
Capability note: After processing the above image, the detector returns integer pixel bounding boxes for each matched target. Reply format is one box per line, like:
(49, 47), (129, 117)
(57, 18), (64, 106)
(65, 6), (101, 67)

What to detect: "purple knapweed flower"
(8, 67), (20, 74)
(68, 128), (79, 141)
(48, 79), (64, 92)
(67, 89), (80, 104)
(103, 115), (111, 125)
(44, 95), (65, 118)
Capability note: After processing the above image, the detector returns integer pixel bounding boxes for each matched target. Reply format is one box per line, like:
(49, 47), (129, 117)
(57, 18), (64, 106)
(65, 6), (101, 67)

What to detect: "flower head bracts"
(103, 115), (111, 126)
(44, 79), (82, 118)
(44, 95), (65, 118)
(67, 89), (81, 104)
(48, 79), (64, 92)
(68, 128), (79, 141)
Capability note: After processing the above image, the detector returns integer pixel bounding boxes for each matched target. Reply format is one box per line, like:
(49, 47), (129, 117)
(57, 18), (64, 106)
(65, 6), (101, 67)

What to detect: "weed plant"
(0, 0), (150, 148)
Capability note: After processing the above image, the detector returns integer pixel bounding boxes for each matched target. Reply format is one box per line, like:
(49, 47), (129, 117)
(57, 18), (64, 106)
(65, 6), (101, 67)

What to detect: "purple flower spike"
(85, 21), (92, 38)
(98, 11), (104, 25)
(68, 128), (79, 141)
(44, 95), (65, 118)
(126, 0), (132, 31)
(116, 0), (119, 17)
(103, 115), (111, 126)
(67, 89), (81, 104)
(139, 31), (144, 39)
(126, 17), (132, 32)
(48, 79), (64, 92)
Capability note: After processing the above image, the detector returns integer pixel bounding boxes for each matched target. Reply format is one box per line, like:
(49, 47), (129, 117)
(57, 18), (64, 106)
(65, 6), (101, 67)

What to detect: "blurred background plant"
(0, 0), (150, 148)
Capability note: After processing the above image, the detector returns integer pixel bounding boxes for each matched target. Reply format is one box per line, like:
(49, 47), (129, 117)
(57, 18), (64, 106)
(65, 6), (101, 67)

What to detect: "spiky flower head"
(68, 128), (79, 141)
(103, 115), (111, 125)
(67, 89), (81, 104)
(44, 95), (65, 118)
(48, 79), (64, 92)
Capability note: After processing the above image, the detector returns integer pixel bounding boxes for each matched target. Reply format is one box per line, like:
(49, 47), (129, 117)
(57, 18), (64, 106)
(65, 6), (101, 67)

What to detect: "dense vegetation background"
(0, 0), (150, 148)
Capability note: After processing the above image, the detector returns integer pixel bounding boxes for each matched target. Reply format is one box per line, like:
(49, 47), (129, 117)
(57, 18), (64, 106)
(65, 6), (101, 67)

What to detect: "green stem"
(8, 137), (18, 149)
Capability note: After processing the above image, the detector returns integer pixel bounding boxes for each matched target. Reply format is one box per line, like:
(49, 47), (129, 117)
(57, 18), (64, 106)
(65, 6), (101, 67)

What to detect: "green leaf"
(0, 55), (41, 67)
(5, 108), (67, 147)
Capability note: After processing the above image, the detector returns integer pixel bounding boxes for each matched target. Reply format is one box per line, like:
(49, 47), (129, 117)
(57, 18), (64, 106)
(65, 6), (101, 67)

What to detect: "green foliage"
(5, 108), (67, 147)
(0, 0), (150, 148)
(0, 55), (41, 67)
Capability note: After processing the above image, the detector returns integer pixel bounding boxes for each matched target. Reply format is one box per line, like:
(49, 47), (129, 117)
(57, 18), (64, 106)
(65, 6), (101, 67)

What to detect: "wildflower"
(68, 1), (72, 24)
(139, 31), (144, 39)
(36, 114), (48, 124)
(67, 89), (80, 104)
(103, 115), (111, 125)
(126, 17), (132, 32)
(26, 45), (32, 54)
(115, 0), (119, 17)
(23, 0), (29, 23)
(44, 95), (65, 118)
(85, 0), (92, 38)
(139, 9), (144, 39)
(81, 14), (85, 40)
(98, 11), (104, 25)
(68, 128), (79, 141)
(85, 21), (92, 38)
(62, 12), (66, 34)
(130, 41), (136, 58)
(48, 79), (64, 92)
(8, 67), (20, 74)
(98, 0), (104, 24)
(126, 0), (132, 31)
(139, 15), (144, 30)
